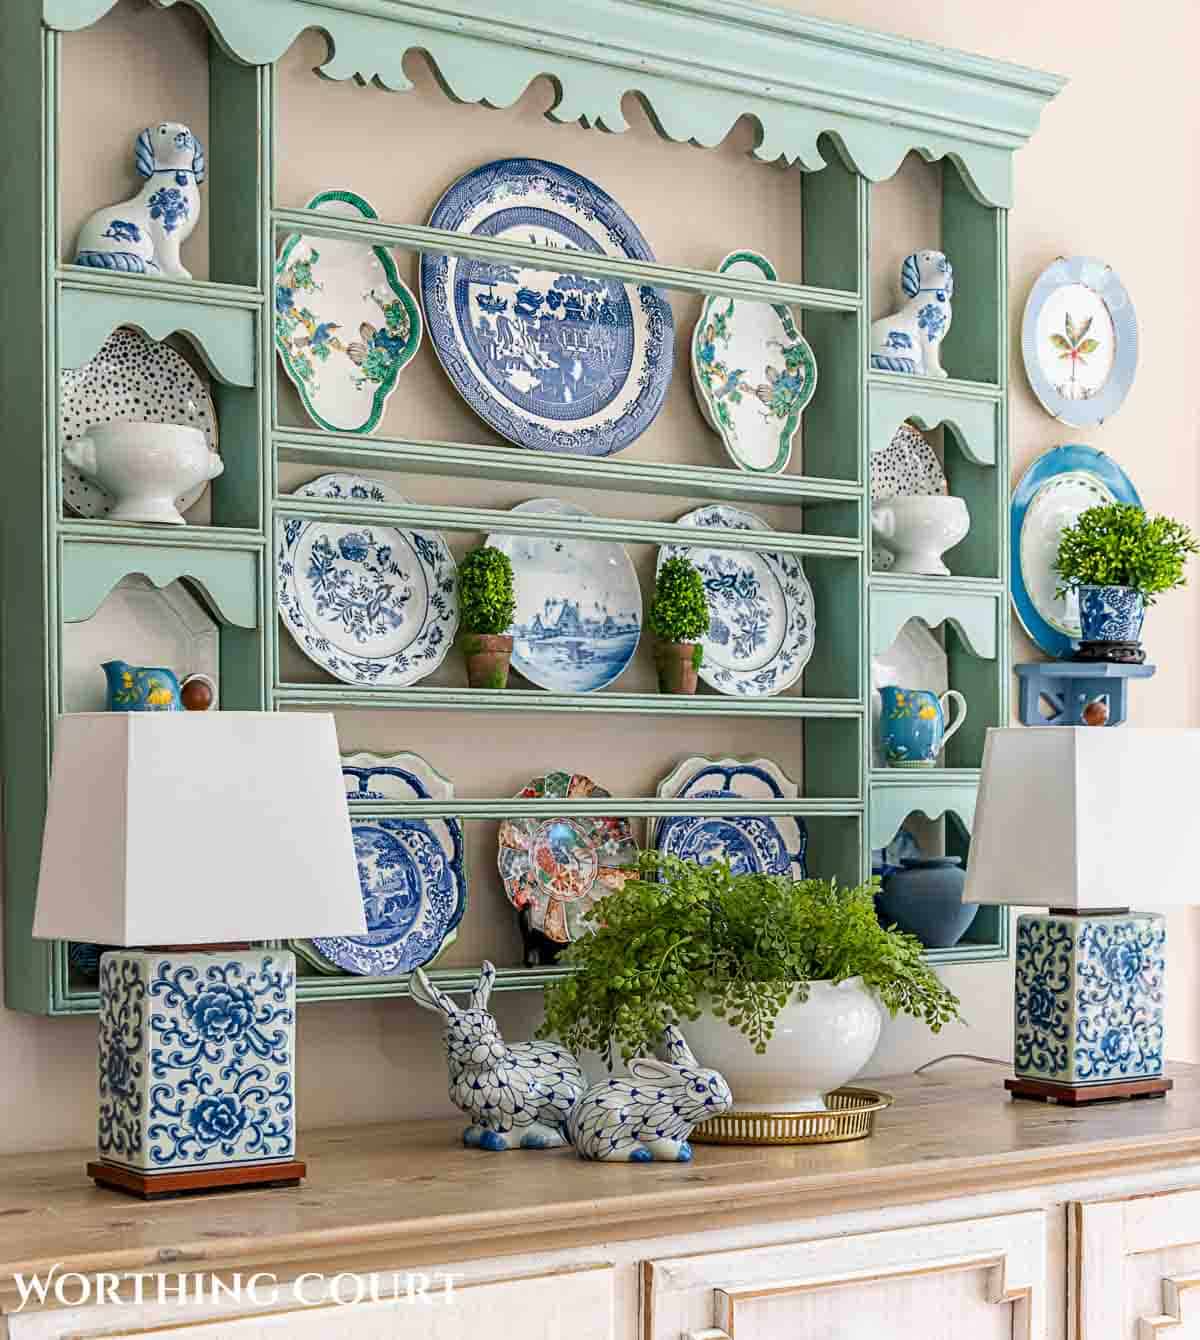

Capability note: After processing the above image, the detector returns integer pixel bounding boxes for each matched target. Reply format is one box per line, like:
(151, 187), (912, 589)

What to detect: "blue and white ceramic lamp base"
(92, 948), (304, 1192)
(1011, 911), (1167, 1100)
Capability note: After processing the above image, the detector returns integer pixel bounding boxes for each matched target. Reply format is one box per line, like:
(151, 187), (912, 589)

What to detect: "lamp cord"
(913, 1053), (1009, 1075)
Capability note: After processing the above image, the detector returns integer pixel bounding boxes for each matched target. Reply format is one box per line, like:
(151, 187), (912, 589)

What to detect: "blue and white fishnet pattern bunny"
(411, 960), (586, 1150)
(568, 1024), (733, 1162)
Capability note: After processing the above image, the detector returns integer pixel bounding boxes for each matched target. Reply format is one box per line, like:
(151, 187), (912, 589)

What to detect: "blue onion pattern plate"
(653, 755), (807, 878)
(657, 505), (813, 697)
(276, 472), (458, 686)
(488, 498), (641, 692)
(420, 158), (674, 456)
(301, 753), (467, 977)
(1010, 445), (1141, 658)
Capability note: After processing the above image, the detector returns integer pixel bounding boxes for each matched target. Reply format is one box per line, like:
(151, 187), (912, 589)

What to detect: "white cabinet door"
(1073, 1186), (1200, 1338)
(644, 1211), (1048, 1340)
(48, 1264), (615, 1340)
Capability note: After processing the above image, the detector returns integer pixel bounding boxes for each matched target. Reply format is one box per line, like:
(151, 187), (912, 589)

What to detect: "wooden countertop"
(5, 1062), (1200, 1303)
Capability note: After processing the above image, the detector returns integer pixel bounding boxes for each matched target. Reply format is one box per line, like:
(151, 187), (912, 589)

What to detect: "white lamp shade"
(964, 727), (1200, 910)
(33, 712), (368, 945)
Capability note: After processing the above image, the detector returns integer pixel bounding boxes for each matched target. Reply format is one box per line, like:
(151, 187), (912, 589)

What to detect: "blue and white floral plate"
(488, 498), (641, 692)
(275, 189), (422, 435)
(657, 504), (813, 697)
(1011, 445), (1141, 658)
(1021, 256), (1138, 429)
(420, 158), (674, 456)
(276, 472), (458, 686)
(296, 752), (467, 977)
(653, 755), (807, 878)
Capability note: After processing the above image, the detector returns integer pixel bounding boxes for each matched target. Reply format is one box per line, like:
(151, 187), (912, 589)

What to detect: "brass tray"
(691, 1086), (893, 1146)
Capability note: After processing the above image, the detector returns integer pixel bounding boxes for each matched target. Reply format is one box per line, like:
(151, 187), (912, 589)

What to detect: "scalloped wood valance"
(45, 0), (1065, 207)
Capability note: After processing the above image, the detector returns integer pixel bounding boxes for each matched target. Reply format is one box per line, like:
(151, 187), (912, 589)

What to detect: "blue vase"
(878, 685), (968, 768)
(1077, 585), (1145, 644)
(878, 857), (978, 948)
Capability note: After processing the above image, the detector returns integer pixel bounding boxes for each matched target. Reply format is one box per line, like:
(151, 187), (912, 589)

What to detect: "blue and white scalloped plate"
(296, 753), (467, 977)
(1011, 445), (1141, 658)
(653, 756), (807, 879)
(275, 473), (458, 686)
(420, 158), (674, 456)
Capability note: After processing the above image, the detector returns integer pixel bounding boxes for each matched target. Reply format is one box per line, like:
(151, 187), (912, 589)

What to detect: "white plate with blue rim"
(1021, 256), (1138, 429)
(276, 473), (458, 687)
(653, 755), (807, 879)
(1010, 445), (1141, 659)
(488, 498), (642, 692)
(420, 157), (674, 457)
(657, 504), (814, 697)
(295, 752), (467, 977)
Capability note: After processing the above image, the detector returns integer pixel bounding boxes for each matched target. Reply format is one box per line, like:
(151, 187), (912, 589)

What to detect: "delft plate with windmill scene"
(420, 158), (674, 457)
(870, 422), (946, 571)
(276, 473), (458, 686)
(299, 753), (466, 976)
(1011, 445), (1141, 659)
(1021, 256), (1138, 429)
(488, 498), (642, 692)
(60, 326), (218, 518)
(653, 756), (807, 879)
(658, 505), (813, 697)
(691, 250), (817, 474)
(498, 772), (637, 945)
(275, 189), (422, 435)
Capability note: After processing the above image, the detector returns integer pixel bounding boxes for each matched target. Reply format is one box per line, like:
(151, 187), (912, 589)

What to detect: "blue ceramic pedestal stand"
(1015, 661), (1156, 728)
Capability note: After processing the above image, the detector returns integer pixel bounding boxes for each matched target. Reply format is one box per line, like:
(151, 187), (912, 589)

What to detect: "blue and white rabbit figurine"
(567, 1024), (733, 1162)
(870, 250), (954, 377)
(410, 960), (586, 1151)
(74, 122), (206, 278)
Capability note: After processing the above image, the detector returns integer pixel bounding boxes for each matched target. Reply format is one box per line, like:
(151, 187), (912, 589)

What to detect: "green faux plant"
(1055, 503), (1199, 604)
(539, 852), (961, 1064)
(648, 557), (710, 646)
(457, 545), (516, 635)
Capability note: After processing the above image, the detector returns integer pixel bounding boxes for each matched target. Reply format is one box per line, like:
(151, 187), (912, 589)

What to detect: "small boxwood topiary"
(457, 545), (516, 635)
(1056, 503), (1199, 604)
(648, 557), (710, 644)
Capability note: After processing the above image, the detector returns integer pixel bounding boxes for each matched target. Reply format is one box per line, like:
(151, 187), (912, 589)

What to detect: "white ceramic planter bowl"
(62, 420), (223, 525)
(871, 494), (970, 576)
(686, 978), (883, 1113)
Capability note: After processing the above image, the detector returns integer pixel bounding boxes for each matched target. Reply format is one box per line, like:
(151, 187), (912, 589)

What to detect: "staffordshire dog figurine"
(870, 249), (954, 378)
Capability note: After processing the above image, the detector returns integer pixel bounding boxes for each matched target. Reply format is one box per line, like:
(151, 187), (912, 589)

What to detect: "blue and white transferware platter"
(275, 190), (422, 435)
(690, 250), (817, 474)
(488, 499), (641, 692)
(420, 158), (674, 456)
(276, 472), (458, 686)
(657, 505), (813, 697)
(653, 756), (807, 879)
(1011, 445), (1141, 659)
(297, 752), (466, 977)
(1021, 256), (1138, 428)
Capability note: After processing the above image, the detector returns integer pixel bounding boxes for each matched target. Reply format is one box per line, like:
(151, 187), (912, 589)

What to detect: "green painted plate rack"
(1, 0), (1063, 1013)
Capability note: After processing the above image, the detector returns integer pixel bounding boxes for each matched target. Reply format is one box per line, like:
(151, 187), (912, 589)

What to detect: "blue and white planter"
(1077, 584), (1145, 645)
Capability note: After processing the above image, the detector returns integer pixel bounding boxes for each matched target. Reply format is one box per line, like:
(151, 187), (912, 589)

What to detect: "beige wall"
(2, 0), (1197, 1152)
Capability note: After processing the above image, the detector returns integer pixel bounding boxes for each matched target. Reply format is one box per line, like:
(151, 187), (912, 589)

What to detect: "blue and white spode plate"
(1021, 256), (1138, 428)
(420, 158), (674, 457)
(488, 499), (641, 692)
(275, 190), (422, 435)
(653, 755), (807, 879)
(1011, 445), (1141, 659)
(658, 505), (814, 697)
(276, 472), (458, 686)
(300, 752), (467, 977)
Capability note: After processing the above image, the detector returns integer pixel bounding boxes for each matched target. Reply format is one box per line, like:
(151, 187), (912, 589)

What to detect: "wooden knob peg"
(180, 675), (215, 712)
(1082, 698), (1109, 727)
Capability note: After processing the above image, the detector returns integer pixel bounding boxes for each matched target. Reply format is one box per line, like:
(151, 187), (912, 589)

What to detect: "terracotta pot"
(656, 641), (701, 695)
(462, 633), (513, 689)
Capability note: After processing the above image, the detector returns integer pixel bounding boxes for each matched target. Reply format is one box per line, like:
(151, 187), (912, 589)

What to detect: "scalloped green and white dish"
(275, 188), (422, 435)
(691, 250), (817, 474)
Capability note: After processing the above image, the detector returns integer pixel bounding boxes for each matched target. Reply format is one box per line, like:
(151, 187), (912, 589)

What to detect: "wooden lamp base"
(1006, 1076), (1173, 1106)
(87, 1159), (306, 1200)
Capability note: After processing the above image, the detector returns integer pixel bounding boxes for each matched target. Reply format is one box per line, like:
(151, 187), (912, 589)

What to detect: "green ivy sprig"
(1055, 503), (1199, 605)
(538, 852), (961, 1065)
